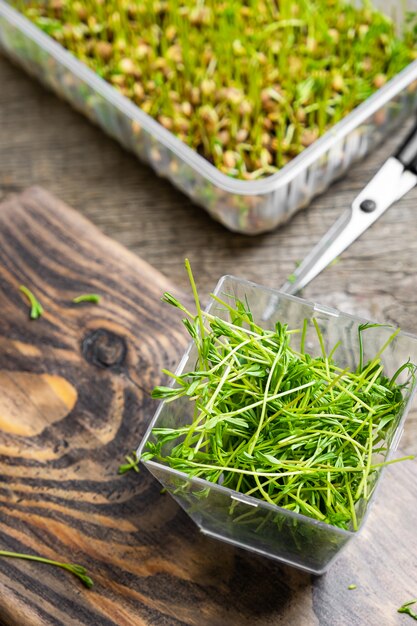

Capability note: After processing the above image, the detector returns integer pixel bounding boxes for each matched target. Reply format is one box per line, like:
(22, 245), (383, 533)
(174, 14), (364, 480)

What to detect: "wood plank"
(0, 187), (415, 625)
(0, 186), (192, 625)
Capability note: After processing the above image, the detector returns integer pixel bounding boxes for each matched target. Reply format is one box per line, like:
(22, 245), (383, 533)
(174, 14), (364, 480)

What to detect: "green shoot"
(398, 599), (417, 620)
(185, 258), (205, 342)
(348, 584), (357, 590)
(0, 550), (93, 588)
(19, 285), (43, 320)
(118, 451), (140, 474)
(72, 294), (101, 304)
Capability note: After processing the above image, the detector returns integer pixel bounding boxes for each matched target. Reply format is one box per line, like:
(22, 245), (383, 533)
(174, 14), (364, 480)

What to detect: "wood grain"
(0, 188), (415, 626)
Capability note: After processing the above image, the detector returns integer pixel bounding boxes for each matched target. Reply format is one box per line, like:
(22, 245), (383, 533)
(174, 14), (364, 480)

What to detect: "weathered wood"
(0, 188), (415, 626)
(0, 186), (192, 625)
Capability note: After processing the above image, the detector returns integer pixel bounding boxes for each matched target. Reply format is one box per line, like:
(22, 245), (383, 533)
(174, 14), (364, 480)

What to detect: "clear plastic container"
(1, 1), (417, 234)
(137, 276), (417, 574)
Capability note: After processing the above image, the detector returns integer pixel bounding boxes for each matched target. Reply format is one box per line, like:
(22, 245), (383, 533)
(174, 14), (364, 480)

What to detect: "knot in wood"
(82, 329), (127, 369)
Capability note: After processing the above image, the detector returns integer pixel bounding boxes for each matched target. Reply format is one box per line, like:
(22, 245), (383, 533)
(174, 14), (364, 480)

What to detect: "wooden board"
(0, 188), (416, 626)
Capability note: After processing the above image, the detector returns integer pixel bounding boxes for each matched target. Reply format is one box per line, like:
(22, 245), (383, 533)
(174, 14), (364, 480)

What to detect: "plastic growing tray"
(1, 0), (417, 234)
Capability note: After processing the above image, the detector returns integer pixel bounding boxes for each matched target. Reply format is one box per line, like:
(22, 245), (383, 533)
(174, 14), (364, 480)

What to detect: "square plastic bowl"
(137, 276), (417, 574)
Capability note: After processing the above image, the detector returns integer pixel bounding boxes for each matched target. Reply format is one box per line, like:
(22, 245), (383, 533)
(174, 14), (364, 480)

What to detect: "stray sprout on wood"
(19, 285), (43, 320)
(19, 286), (103, 317)
(0, 550), (93, 588)
(72, 294), (101, 304)
(398, 599), (417, 621)
(140, 260), (416, 531)
(118, 451), (140, 474)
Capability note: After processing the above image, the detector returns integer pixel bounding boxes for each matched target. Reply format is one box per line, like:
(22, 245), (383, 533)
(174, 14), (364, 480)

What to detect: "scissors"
(263, 118), (417, 320)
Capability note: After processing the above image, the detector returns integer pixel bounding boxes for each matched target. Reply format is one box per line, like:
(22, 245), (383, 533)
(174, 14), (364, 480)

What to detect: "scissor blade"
(280, 208), (353, 296)
(283, 157), (417, 296)
(262, 157), (417, 320)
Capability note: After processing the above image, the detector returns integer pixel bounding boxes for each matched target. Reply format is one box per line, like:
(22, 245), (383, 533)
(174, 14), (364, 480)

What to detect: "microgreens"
(13, 0), (417, 179)
(140, 261), (416, 531)
(0, 550), (93, 588)
(19, 285), (43, 320)
(72, 294), (101, 304)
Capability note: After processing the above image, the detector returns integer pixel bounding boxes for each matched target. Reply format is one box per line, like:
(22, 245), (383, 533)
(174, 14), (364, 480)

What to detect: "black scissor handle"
(395, 117), (417, 173)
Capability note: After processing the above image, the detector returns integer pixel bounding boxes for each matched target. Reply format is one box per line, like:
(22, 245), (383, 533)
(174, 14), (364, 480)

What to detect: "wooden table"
(0, 54), (417, 625)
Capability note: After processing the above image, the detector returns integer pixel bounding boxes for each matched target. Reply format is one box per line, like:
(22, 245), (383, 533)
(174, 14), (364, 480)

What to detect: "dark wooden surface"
(0, 53), (417, 625)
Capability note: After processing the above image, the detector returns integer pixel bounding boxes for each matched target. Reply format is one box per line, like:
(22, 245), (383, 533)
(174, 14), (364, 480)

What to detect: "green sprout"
(12, 0), (417, 180)
(19, 285), (44, 319)
(72, 294), (101, 304)
(0, 550), (93, 588)
(398, 599), (417, 621)
(118, 451), (140, 474)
